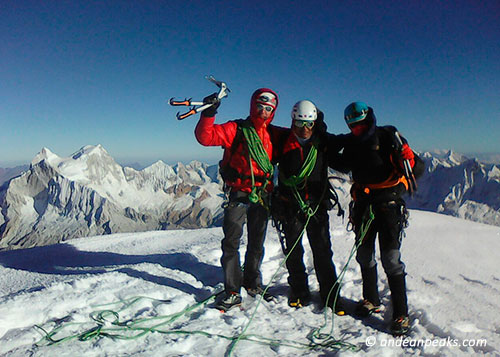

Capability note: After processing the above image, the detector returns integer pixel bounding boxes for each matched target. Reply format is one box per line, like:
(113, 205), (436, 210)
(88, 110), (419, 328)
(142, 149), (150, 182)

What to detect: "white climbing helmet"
(291, 100), (317, 121)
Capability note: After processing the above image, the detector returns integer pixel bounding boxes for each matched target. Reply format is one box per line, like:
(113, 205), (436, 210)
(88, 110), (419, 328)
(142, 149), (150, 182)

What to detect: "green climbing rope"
(34, 291), (225, 346)
(227, 196), (368, 356)
(281, 139), (318, 187)
(281, 139), (318, 216)
(32, 205), (375, 356)
(311, 204), (375, 343)
(33, 283), (358, 354)
(241, 125), (273, 204)
(227, 210), (359, 355)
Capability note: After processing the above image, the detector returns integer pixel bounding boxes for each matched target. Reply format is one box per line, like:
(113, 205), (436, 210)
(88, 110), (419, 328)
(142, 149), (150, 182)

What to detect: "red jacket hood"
(249, 88), (279, 129)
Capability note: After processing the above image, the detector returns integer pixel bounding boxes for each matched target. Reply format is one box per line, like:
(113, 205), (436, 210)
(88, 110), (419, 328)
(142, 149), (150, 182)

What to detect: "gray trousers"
(354, 201), (406, 276)
(221, 194), (269, 294)
(354, 200), (409, 317)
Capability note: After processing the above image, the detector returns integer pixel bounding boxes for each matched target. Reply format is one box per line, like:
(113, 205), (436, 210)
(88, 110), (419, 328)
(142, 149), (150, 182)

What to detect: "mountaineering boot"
(246, 286), (275, 302)
(355, 299), (382, 317)
(387, 274), (408, 319)
(355, 266), (381, 317)
(288, 291), (311, 308)
(215, 292), (242, 312)
(361, 266), (381, 308)
(391, 315), (410, 336)
(326, 296), (346, 316)
(323, 289), (346, 316)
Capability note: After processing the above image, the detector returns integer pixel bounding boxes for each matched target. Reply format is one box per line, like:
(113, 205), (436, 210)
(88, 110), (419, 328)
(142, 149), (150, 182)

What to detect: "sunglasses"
(256, 103), (274, 112)
(293, 120), (315, 128)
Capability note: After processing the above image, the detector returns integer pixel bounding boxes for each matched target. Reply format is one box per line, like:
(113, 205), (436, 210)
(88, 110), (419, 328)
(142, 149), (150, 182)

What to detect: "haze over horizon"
(1, 144), (500, 169)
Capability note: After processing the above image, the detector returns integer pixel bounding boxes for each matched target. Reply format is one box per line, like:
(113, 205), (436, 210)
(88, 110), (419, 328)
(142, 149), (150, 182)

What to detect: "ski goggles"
(255, 92), (277, 112)
(256, 103), (274, 112)
(345, 108), (368, 125)
(293, 120), (315, 128)
(257, 93), (276, 104)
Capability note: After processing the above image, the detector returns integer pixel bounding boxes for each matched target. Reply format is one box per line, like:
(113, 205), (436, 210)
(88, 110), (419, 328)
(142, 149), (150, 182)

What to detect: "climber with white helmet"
(270, 100), (346, 314)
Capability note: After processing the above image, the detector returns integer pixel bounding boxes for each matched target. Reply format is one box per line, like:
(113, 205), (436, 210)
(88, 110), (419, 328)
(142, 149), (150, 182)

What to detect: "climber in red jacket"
(195, 88), (279, 311)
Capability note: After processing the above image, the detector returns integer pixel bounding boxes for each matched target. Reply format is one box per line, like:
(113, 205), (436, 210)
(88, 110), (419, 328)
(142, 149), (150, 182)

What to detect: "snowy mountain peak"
(151, 159), (166, 166)
(44, 145), (121, 185)
(173, 162), (185, 171)
(142, 160), (175, 178)
(1, 146), (498, 251)
(407, 151), (500, 226)
(71, 144), (111, 161)
(0, 145), (224, 249)
(423, 150), (468, 170)
(445, 150), (466, 165)
(488, 165), (500, 182)
(147, 160), (168, 170)
(31, 147), (59, 167)
(186, 160), (205, 169)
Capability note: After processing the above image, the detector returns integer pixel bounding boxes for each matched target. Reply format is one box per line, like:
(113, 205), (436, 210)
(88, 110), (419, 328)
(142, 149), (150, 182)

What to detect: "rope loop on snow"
(33, 285), (359, 353)
(32, 208), (374, 355)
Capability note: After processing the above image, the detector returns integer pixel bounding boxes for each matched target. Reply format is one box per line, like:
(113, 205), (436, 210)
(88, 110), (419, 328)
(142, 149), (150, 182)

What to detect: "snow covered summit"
(0, 210), (498, 356)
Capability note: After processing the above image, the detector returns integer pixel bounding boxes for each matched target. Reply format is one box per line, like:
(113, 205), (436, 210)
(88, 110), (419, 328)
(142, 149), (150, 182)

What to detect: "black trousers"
(282, 206), (340, 305)
(353, 200), (408, 317)
(221, 193), (269, 294)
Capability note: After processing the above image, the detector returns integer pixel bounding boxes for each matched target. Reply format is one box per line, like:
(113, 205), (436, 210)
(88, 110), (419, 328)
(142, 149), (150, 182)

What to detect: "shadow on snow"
(0, 243), (222, 301)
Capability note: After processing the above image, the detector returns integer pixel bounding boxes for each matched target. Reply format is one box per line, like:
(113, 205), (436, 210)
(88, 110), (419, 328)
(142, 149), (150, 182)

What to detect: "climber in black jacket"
(271, 100), (345, 314)
(333, 101), (424, 336)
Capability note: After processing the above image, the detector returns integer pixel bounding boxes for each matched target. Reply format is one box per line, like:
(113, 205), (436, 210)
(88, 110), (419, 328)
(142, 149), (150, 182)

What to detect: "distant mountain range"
(0, 145), (224, 250)
(406, 150), (500, 226)
(0, 145), (498, 250)
(0, 165), (28, 186)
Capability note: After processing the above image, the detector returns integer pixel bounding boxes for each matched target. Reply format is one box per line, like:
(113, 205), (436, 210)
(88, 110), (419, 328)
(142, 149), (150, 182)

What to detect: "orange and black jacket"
(333, 111), (424, 203)
(271, 113), (344, 209)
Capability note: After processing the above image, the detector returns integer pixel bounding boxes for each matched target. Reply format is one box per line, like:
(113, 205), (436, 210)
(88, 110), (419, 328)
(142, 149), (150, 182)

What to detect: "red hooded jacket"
(195, 88), (278, 193)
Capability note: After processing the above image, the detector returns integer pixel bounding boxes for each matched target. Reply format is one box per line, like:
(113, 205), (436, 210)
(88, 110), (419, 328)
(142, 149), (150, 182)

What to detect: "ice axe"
(394, 131), (418, 195)
(169, 75), (231, 120)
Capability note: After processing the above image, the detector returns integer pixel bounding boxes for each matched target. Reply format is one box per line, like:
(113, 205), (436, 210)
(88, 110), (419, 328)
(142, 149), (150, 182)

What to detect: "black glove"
(201, 93), (220, 117)
(315, 109), (327, 135)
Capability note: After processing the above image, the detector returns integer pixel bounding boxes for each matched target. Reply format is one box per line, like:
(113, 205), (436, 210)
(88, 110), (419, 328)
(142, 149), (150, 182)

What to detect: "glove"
(201, 93), (220, 117)
(400, 143), (415, 168)
(315, 110), (327, 134)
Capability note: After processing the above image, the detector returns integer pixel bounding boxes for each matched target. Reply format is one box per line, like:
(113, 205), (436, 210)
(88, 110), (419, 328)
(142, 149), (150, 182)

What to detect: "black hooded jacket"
(332, 108), (423, 203)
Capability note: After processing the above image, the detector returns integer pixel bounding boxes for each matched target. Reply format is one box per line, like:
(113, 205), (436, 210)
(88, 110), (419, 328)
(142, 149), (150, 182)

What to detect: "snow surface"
(0, 210), (499, 356)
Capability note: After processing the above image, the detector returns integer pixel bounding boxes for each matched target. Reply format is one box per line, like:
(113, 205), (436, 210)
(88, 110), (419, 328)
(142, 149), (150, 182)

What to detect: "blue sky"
(1, 1), (499, 167)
